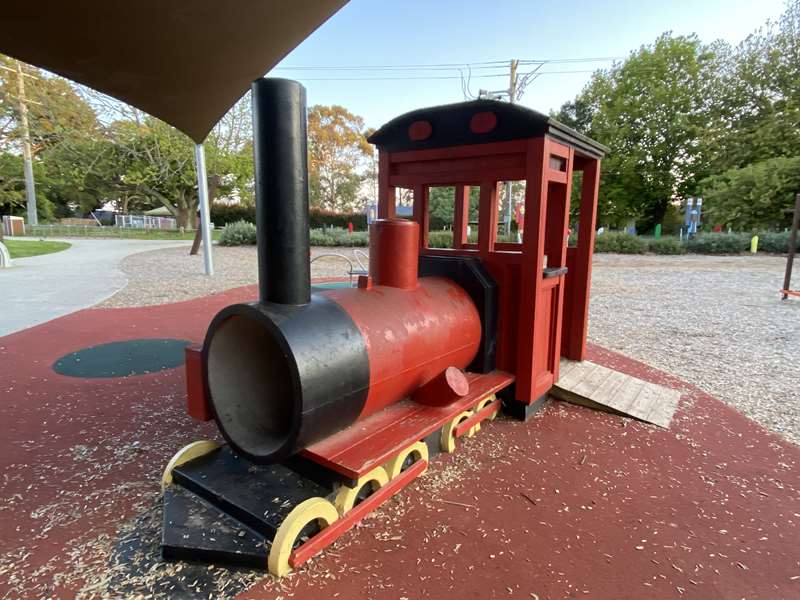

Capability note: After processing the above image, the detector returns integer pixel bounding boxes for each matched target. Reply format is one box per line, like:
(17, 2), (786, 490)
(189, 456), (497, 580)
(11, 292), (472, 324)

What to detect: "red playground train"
(161, 77), (607, 577)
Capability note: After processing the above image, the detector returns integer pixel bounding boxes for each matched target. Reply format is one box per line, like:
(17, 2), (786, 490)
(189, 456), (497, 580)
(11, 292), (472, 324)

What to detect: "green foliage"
(702, 4), (800, 173)
(309, 209), (367, 230)
(211, 204), (256, 227)
(701, 157), (800, 230)
(309, 227), (368, 247)
(685, 233), (750, 254)
(554, 2), (800, 233)
(660, 203), (685, 236)
(647, 237), (686, 255)
(753, 231), (800, 254)
(427, 230), (454, 248)
(218, 220), (257, 246)
(556, 34), (716, 232)
(427, 186), (482, 230)
(210, 204), (368, 230)
(4, 239), (71, 259)
(26, 224), (221, 240)
(593, 232), (649, 253)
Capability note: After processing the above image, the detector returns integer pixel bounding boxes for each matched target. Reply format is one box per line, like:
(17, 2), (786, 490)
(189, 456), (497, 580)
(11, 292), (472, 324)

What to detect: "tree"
(307, 105), (371, 211)
(104, 118), (251, 228)
(555, 34), (717, 232)
(703, 2), (800, 173)
(0, 55), (103, 219)
(701, 157), (800, 230)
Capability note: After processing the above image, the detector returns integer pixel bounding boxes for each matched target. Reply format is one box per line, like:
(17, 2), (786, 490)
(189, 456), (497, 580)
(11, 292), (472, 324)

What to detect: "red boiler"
(203, 218), (481, 464)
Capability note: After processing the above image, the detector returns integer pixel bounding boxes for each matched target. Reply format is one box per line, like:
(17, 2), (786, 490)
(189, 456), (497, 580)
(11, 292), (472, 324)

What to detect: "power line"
(275, 56), (624, 71)
(283, 69), (613, 82)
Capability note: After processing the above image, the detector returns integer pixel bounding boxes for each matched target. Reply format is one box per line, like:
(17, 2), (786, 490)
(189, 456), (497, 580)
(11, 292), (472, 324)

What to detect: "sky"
(268, 0), (788, 129)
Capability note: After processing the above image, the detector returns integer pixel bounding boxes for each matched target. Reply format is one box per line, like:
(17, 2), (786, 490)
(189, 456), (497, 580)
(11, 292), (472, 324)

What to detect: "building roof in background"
(0, 1), (347, 142)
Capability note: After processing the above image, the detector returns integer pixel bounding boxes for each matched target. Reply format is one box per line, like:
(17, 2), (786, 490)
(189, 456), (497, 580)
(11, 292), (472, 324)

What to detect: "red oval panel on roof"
(469, 111), (497, 134)
(408, 120), (432, 141)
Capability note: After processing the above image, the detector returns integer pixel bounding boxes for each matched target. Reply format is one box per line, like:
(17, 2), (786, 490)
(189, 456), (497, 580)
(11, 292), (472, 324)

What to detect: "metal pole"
(194, 143), (214, 276)
(504, 59), (518, 237)
(16, 61), (37, 227)
(781, 192), (800, 300)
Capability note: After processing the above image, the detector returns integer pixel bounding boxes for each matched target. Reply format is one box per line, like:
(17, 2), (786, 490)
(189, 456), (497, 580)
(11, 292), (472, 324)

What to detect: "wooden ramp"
(551, 360), (680, 429)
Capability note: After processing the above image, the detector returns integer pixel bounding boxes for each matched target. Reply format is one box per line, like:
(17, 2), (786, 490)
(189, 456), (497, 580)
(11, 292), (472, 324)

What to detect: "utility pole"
(15, 60), (38, 227)
(503, 59), (519, 237)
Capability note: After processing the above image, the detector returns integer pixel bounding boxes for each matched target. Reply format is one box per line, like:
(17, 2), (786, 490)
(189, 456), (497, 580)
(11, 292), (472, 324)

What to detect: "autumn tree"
(307, 105), (371, 211)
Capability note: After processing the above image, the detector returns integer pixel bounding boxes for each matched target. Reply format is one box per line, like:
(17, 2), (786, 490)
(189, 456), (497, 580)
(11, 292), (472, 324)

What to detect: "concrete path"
(0, 238), (191, 337)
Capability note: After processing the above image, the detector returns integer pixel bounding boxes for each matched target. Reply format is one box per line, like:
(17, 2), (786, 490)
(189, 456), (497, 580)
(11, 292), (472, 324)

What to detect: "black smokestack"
(251, 78), (311, 305)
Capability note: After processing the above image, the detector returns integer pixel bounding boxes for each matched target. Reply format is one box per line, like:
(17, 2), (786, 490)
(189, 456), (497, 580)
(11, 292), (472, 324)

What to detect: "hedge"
(593, 232), (649, 254)
(210, 205), (254, 227)
(309, 228), (368, 247)
(757, 230), (800, 254)
(685, 233), (750, 254)
(211, 204), (368, 230)
(216, 221), (800, 256)
(309, 209), (367, 231)
(647, 237), (686, 255)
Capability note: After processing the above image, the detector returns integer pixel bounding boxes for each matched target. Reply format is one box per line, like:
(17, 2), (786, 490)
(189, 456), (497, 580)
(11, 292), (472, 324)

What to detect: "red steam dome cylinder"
(369, 218), (419, 289)
(202, 80), (481, 465)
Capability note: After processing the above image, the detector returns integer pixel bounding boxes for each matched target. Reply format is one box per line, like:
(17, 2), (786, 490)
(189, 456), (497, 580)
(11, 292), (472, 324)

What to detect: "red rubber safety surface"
(0, 284), (798, 599)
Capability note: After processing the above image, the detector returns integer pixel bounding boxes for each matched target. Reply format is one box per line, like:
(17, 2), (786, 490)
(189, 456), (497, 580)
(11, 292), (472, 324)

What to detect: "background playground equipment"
(2, 215), (25, 236)
(781, 192), (800, 300)
(161, 78), (608, 576)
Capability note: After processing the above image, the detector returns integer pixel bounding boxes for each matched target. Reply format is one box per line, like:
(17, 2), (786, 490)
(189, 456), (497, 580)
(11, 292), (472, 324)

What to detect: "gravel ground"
(588, 253), (799, 445)
(99, 246), (366, 307)
(100, 247), (799, 445)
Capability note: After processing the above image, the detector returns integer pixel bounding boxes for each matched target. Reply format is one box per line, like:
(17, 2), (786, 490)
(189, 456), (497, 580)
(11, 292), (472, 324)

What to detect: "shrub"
(427, 230), (454, 248)
(685, 233), (750, 254)
(309, 227), (368, 247)
(647, 237), (686, 255)
(757, 231), (800, 254)
(218, 220), (257, 246)
(593, 232), (648, 254)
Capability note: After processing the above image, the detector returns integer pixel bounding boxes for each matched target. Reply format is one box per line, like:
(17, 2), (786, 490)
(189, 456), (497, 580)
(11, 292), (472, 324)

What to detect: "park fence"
(115, 214), (177, 230)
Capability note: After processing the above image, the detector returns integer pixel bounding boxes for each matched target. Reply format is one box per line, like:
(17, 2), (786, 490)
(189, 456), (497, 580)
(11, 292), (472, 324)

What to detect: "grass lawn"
(4, 239), (72, 259)
(26, 225), (221, 241)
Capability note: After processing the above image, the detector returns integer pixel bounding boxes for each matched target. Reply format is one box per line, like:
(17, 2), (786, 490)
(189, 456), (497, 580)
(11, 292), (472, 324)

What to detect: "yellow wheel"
(472, 394), (498, 433)
(333, 465), (389, 515)
(161, 440), (221, 492)
(440, 410), (475, 453)
(384, 441), (429, 479)
(268, 497), (338, 577)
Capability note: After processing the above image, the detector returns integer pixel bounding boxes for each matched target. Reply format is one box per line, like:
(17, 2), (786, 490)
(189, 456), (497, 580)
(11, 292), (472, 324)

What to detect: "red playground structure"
(369, 100), (607, 417)
(163, 79), (608, 577)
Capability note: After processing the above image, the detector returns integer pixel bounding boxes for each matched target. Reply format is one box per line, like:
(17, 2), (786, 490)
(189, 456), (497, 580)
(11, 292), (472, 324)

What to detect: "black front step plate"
(161, 486), (268, 569)
(171, 445), (329, 537)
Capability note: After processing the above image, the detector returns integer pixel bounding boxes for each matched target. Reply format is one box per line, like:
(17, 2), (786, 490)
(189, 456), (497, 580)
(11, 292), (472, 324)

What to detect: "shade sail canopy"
(1, 1), (347, 142)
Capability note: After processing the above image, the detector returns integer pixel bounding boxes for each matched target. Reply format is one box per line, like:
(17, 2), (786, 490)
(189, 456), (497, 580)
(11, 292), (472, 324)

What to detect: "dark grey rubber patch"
(52, 338), (191, 378)
(310, 281), (352, 291)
